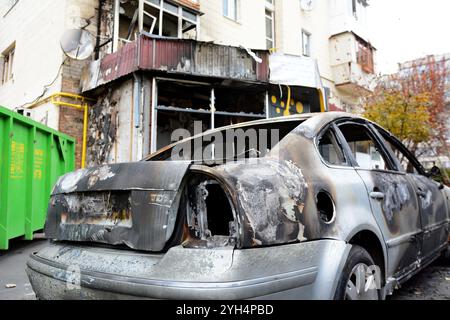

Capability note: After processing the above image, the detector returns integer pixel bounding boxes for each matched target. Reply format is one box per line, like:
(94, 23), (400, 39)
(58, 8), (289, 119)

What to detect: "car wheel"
(334, 245), (381, 300)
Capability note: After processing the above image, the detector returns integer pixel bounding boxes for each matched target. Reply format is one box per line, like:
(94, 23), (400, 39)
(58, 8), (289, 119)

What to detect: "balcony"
(332, 62), (374, 94)
(329, 32), (375, 93)
(81, 34), (269, 92)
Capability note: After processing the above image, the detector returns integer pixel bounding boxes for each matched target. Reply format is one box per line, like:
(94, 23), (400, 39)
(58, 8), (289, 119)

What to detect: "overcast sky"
(368, 0), (450, 74)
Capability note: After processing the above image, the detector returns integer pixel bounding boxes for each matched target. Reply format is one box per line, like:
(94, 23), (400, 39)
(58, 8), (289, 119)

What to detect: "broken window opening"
(155, 80), (212, 150)
(116, 0), (199, 49)
(162, 11), (178, 37)
(154, 80), (270, 154)
(183, 176), (237, 248)
(214, 86), (266, 116)
(318, 129), (348, 166)
(338, 123), (393, 171)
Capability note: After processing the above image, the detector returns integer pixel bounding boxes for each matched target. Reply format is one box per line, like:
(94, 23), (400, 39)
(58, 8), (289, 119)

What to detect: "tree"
(361, 55), (449, 174)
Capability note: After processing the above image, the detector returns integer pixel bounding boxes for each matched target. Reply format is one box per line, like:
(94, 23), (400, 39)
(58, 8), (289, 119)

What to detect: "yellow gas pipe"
(26, 92), (95, 169)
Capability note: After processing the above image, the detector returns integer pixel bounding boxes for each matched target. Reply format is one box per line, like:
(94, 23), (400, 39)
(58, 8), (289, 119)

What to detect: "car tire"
(334, 245), (381, 300)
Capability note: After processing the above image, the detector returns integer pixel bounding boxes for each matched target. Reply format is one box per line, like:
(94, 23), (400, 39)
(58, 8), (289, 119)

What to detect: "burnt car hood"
(45, 161), (191, 252)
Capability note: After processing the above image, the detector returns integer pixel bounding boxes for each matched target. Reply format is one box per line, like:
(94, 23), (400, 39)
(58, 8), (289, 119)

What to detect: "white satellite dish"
(60, 29), (95, 60)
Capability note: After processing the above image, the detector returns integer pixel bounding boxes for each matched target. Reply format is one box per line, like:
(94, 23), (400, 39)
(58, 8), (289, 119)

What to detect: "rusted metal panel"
(139, 35), (154, 70)
(82, 41), (138, 91)
(153, 38), (193, 73)
(82, 35), (270, 92)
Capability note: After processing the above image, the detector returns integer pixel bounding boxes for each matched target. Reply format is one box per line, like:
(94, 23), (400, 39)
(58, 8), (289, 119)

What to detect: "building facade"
(0, 0), (376, 167)
(200, 0), (376, 111)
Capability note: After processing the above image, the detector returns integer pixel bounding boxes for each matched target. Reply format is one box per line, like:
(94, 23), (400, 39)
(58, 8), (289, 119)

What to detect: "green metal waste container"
(0, 105), (75, 250)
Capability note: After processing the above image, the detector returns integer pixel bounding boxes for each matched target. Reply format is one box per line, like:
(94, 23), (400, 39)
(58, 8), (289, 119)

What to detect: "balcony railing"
(356, 42), (374, 74)
(81, 34), (269, 92)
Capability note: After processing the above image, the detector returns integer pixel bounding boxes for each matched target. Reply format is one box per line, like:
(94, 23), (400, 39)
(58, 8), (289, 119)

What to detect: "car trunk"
(45, 161), (191, 252)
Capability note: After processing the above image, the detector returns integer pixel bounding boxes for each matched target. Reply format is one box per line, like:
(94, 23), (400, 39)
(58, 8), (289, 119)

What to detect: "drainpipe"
(133, 73), (143, 160)
(133, 73), (142, 129)
(25, 92), (95, 169)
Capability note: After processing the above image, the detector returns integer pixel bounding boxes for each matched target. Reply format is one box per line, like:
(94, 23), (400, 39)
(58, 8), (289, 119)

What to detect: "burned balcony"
(81, 34), (270, 92)
(329, 32), (376, 94)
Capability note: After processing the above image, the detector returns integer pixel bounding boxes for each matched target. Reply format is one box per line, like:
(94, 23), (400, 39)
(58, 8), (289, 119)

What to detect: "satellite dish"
(60, 29), (94, 60)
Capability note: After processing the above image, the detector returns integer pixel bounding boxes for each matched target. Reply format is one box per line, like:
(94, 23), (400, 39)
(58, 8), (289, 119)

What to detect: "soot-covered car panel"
(29, 112), (449, 300)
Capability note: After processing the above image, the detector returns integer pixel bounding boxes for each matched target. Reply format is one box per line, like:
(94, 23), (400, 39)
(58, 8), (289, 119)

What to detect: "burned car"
(27, 112), (450, 300)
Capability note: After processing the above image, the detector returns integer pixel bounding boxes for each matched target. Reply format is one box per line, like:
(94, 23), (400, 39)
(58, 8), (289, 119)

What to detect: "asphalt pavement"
(0, 238), (48, 300)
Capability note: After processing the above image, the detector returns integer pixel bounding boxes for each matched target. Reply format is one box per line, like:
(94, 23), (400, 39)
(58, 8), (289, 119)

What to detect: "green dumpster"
(0, 105), (75, 250)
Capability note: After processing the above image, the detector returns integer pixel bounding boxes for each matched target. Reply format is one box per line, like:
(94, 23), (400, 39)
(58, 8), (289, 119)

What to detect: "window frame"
(314, 122), (354, 170)
(1, 43), (15, 85)
(333, 119), (401, 174)
(223, 0), (239, 21)
(117, 0), (199, 47)
(301, 29), (311, 57)
(265, 8), (275, 50)
(369, 123), (427, 176)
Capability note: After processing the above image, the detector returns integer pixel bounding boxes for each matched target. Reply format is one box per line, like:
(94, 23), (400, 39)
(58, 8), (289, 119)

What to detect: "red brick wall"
(59, 59), (90, 169)
(58, 106), (84, 169)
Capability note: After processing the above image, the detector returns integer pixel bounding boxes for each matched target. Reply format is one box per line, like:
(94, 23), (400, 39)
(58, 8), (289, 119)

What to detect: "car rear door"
(371, 126), (449, 262)
(335, 120), (423, 278)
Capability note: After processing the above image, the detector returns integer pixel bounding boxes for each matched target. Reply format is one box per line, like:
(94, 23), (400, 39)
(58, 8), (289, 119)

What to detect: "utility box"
(0, 105), (75, 250)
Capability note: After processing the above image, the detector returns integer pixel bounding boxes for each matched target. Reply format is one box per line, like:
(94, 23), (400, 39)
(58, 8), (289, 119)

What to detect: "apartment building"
(199, 0), (376, 111)
(0, 0), (101, 167)
(0, 0), (376, 167)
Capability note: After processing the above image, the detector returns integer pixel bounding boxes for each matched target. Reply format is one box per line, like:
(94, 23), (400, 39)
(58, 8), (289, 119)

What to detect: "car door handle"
(370, 192), (385, 200)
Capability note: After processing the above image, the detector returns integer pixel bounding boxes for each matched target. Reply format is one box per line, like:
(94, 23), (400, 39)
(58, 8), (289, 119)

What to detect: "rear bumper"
(27, 240), (351, 300)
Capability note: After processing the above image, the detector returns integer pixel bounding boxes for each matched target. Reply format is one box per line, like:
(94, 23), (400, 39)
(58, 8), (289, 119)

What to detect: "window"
(302, 30), (311, 57)
(356, 37), (374, 74)
(1, 43), (15, 85)
(338, 123), (393, 171)
(318, 129), (348, 166)
(223, 0), (238, 21)
(375, 129), (421, 174)
(116, 0), (199, 49)
(265, 9), (275, 50)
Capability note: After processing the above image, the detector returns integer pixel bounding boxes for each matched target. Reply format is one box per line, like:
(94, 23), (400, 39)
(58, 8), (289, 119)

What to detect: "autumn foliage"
(361, 56), (448, 162)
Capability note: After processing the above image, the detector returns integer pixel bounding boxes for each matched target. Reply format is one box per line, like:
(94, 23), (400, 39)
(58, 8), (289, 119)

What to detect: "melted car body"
(28, 112), (450, 300)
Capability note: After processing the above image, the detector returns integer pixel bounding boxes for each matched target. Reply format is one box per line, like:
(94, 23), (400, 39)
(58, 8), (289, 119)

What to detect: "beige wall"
(0, 0), (99, 129)
(0, 0), (67, 122)
(199, 0), (266, 49)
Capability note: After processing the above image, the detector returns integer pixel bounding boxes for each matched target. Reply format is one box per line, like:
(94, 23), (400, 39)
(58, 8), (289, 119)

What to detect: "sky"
(368, 0), (450, 74)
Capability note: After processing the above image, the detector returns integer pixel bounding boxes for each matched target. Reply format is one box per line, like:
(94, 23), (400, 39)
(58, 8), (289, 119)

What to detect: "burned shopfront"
(81, 34), (325, 166)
